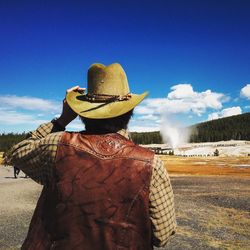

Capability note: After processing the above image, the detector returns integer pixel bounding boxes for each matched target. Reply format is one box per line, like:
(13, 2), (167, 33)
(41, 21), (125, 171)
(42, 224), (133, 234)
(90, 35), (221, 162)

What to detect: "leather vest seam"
(57, 142), (153, 162)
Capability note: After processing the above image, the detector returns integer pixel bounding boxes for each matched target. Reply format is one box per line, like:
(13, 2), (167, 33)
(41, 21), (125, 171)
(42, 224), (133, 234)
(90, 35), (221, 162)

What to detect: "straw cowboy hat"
(66, 63), (148, 119)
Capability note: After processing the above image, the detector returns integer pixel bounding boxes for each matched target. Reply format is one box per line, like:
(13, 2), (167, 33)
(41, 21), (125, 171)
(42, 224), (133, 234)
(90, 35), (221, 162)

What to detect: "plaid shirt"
(6, 121), (176, 247)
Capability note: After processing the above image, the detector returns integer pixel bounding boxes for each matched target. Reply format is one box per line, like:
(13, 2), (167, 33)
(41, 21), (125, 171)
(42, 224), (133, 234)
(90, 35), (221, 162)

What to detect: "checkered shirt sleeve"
(149, 155), (177, 247)
(6, 122), (63, 185)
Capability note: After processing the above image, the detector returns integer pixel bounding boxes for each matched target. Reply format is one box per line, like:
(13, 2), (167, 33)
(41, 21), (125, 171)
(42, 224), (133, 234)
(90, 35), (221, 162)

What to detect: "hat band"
(85, 93), (132, 103)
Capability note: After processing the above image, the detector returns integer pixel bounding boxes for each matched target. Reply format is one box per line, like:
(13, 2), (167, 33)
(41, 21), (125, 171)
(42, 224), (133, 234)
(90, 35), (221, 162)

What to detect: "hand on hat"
(57, 86), (86, 128)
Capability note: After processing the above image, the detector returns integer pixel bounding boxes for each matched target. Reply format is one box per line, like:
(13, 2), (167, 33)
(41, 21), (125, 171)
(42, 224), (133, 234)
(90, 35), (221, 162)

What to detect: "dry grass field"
(161, 155), (250, 177)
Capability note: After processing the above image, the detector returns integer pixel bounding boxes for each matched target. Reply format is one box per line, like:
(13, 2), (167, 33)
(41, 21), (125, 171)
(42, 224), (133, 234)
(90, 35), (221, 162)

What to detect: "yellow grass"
(0, 152), (4, 165)
(160, 155), (250, 177)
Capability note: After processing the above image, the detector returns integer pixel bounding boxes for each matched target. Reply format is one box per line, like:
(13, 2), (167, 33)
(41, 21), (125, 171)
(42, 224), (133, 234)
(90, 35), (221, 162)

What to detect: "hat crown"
(87, 63), (130, 96)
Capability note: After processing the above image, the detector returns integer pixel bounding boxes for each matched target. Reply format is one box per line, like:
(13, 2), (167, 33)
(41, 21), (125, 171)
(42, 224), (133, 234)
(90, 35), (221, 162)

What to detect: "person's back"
(23, 132), (155, 249)
(6, 63), (176, 249)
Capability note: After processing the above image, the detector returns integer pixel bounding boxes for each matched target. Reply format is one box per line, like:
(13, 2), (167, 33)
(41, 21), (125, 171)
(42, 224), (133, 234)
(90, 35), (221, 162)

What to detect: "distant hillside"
(130, 112), (250, 144)
(189, 112), (250, 142)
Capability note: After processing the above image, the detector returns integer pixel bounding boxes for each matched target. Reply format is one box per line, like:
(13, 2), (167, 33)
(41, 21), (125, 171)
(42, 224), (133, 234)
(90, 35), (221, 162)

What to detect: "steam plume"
(160, 114), (190, 148)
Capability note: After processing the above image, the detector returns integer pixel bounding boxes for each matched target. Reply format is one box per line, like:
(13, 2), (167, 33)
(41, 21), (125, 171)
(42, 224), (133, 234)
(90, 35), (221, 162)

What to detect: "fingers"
(66, 86), (78, 93)
(66, 86), (86, 94)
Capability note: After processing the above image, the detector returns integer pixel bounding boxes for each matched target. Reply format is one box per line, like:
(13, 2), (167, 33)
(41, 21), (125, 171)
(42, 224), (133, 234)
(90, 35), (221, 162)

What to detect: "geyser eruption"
(160, 115), (190, 149)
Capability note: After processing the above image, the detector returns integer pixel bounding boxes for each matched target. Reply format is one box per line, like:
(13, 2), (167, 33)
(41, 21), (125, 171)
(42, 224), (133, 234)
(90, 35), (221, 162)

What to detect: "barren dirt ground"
(0, 157), (250, 250)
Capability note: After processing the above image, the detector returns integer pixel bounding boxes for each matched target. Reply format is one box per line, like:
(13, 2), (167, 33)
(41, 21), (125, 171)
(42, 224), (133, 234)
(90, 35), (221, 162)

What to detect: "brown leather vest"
(22, 132), (154, 250)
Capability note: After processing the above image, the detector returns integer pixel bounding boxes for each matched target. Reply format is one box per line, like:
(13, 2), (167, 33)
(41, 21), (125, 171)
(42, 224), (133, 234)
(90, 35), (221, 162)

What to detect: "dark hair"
(80, 109), (133, 134)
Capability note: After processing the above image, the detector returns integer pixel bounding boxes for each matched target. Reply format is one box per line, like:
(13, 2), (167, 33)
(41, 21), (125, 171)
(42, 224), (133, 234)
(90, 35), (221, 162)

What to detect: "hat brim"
(66, 91), (148, 119)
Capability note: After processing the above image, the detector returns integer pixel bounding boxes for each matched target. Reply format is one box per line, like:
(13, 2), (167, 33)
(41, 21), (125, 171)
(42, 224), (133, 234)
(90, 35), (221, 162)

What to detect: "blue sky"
(0, 0), (250, 133)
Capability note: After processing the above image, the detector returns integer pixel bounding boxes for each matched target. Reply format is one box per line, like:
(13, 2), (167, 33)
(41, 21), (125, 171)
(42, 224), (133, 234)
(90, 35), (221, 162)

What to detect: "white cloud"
(135, 84), (228, 117)
(130, 83), (230, 131)
(208, 106), (242, 120)
(0, 95), (60, 112)
(167, 84), (196, 99)
(208, 112), (219, 120)
(134, 99), (165, 115)
(222, 106), (242, 117)
(136, 114), (160, 121)
(129, 125), (160, 132)
(0, 110), (47, 125)
(0, 95), (62, 132)
(240, 84), (250, 99)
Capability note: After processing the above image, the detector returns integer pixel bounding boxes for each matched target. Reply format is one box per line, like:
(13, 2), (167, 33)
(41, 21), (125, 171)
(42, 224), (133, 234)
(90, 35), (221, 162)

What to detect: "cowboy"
(6, 63), (176, 249)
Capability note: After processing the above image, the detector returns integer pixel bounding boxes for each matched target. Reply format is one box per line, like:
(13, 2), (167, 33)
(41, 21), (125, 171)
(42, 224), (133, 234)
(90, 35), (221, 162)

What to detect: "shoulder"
(38, 131), (64, 159)
(37, 131), (64, 150)
(131, 143), (155, 160)
(58, 131), (85, 143)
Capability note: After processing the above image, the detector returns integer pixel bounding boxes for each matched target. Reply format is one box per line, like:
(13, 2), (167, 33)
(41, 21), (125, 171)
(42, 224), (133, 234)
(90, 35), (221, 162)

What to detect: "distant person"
(13, 165), (21, 178)
(6, 63), (176, 249)
(13, 166), (28, 178)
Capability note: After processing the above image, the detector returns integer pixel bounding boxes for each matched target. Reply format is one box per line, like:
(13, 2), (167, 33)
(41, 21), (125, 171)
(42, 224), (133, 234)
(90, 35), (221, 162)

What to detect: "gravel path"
(0, 166), (249, 250)
(166, 176), (250, 250)
(0, 167), (42, 249)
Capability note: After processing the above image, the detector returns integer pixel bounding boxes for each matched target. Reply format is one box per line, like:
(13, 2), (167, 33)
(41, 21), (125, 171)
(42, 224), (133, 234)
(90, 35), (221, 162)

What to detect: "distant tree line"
(0, 133), (27, 152)
(130, 131), (163, 145)
(0, 113), (249, 151)
(189, 112), (250, 142)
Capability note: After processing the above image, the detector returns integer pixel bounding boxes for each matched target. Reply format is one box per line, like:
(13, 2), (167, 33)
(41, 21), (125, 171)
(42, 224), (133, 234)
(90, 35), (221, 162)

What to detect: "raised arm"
(5, 86), (84, 185)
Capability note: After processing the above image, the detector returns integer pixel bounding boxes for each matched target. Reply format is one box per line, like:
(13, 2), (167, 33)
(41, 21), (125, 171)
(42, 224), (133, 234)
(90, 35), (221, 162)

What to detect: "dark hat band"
(84, 93), (132, 103)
